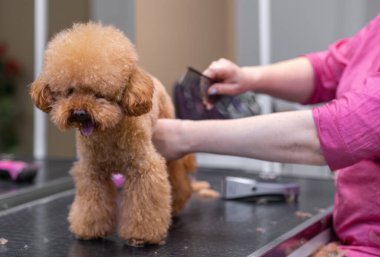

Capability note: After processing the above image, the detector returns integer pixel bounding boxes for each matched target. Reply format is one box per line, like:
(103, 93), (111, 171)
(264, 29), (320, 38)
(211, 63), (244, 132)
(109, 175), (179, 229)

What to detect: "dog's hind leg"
(119, 152), (171, 246)
(167, 154), (196, 215)
(68, 162), (117, 239)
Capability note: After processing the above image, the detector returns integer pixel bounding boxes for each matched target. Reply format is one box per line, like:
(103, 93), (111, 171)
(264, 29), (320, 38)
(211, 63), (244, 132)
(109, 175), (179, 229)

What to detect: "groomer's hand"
(203, 58), (251, 97)
(153, 119), (188, 160)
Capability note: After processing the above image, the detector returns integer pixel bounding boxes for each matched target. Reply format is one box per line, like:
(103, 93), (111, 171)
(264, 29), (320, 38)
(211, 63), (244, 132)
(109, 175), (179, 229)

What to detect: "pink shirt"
(305, 14), (380, 257)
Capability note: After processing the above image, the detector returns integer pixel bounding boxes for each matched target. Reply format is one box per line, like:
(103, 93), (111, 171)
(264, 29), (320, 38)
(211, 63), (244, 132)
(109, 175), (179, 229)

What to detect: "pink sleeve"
(312, 75), (380, 171)
(304, 16), (379, 104)
(305, 41), (350, 104)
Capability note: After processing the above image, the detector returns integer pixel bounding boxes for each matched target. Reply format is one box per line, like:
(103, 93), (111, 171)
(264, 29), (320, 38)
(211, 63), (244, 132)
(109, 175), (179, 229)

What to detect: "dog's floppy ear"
(30, 76), (53, 113)
(122, 67), (154, 116)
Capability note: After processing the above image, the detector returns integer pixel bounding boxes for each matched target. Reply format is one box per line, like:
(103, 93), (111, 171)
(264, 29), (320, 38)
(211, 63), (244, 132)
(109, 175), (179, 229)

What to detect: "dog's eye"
(95, 93), (104, 99)
(67, 88), (74, 96)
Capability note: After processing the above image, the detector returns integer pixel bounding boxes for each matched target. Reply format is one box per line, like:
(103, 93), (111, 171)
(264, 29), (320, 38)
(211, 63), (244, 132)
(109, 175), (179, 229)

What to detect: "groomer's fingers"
(204, 58), (243, 96)
(203, 58), (234, 81)
(208, 82), (243, 96)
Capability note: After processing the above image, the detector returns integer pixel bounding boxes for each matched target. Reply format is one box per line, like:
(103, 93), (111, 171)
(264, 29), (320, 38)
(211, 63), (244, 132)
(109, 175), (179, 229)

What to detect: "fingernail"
(209, 87), (218, 95)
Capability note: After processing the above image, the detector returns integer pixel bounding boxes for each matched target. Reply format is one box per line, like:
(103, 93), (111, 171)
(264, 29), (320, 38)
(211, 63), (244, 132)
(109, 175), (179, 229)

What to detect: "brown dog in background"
(30, 22), (196, 246)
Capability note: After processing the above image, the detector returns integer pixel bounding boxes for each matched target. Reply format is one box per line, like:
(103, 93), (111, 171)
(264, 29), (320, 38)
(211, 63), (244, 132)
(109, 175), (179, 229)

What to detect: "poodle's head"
(30, 22), (154, 136)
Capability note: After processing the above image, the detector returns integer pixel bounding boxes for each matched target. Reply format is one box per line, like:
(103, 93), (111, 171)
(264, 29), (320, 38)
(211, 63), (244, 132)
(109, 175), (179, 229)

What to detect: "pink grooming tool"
(0, 160), (38, 182)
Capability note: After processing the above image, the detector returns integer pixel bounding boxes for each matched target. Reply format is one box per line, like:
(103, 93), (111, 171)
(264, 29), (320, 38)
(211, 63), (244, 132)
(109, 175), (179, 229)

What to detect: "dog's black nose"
(72, 109), (90, 122)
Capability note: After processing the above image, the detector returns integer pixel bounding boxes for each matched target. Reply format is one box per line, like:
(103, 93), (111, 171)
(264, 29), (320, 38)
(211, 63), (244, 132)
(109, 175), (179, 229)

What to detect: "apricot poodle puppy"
(30, 22), (195, 246)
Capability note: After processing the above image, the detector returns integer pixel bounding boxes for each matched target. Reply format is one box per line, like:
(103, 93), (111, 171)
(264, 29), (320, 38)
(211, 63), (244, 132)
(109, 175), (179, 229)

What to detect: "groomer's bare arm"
(153, 110), (326, 165)
(206, 57), (315, 103)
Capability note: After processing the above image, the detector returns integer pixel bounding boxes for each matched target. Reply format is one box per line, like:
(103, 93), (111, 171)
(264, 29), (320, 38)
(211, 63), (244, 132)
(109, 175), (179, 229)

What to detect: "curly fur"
(30, 22), (196, 246)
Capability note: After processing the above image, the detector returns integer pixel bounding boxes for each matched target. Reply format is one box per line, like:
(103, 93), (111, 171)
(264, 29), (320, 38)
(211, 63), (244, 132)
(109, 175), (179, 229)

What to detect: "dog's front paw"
(70, 221), (114, 240)
(119, 226), (168, 247)
(125, 238), (166, 247)
(68, 199), (116, 240)
(125, 237), (166, 247)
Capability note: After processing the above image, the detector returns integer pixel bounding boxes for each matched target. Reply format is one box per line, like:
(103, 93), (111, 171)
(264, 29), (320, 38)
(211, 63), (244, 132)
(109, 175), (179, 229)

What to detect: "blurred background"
(0, 0), (379, 177)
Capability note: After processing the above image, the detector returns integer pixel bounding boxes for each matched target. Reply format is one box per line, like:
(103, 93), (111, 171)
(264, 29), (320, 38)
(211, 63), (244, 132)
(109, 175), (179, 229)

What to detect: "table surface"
(0, 158), (335, 257)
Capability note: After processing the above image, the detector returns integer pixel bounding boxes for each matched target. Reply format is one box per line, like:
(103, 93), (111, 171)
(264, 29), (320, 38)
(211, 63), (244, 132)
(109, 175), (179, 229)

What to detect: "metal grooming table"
(0, 159), (335, 257)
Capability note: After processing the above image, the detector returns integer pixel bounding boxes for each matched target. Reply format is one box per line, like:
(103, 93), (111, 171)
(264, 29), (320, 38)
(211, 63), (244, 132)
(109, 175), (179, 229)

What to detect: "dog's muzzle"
(70, 109), (95, 137)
